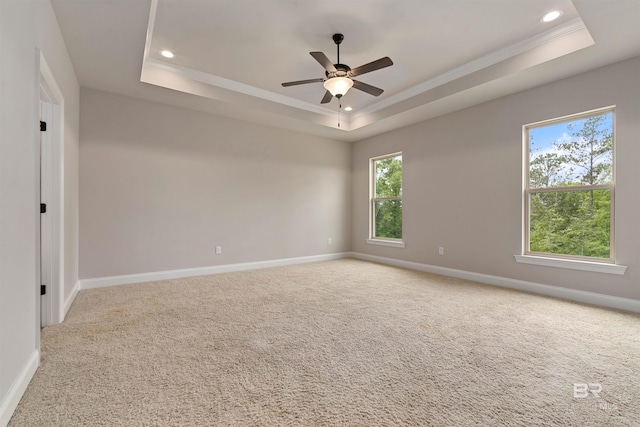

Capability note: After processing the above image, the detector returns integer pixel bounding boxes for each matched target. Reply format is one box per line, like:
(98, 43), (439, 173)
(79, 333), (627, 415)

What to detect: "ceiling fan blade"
(310, 52), (337, 73)
(281, 78), (324, 87)
(350, 57), (393, 77)
(352, 80), (384, 96)
(320, 90), (333, 104)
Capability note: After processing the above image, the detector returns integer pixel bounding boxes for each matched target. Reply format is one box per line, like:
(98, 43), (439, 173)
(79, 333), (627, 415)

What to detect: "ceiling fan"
(282, 33), (393, 104)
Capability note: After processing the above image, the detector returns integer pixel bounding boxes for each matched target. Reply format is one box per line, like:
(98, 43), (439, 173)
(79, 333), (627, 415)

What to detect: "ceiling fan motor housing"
(326, 64), (351, 79)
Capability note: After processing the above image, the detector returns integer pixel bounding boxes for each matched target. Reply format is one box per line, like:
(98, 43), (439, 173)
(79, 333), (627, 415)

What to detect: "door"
(39, 97), (53, 327)
(38, 52), (65, 327)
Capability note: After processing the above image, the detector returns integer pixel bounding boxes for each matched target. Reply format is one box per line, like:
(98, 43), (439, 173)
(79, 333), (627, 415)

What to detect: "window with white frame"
(369, 153), (403, 244)
(524, 107), (614, 262)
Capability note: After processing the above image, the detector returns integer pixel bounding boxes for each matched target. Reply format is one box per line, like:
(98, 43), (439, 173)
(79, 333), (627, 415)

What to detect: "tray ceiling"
(52, 0), (640, 141)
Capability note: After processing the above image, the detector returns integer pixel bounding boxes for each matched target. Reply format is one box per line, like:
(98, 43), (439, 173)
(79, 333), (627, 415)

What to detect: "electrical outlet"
(438, 247), (445, 255)
(215, 246), (222, 255)
(327, 238), (332, 245)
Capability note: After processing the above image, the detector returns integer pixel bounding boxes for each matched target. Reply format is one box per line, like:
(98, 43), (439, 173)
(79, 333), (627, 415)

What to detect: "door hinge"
(40, 121), (47, 132)
(41, 285), (46, 295)
(40, 203), (47, 214)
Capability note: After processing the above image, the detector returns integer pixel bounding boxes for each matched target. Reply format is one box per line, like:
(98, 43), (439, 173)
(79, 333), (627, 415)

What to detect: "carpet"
(9, 259), (640, 426)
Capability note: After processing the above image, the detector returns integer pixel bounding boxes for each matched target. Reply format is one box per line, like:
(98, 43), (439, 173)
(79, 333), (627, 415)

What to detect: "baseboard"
(80, 252), (353, 290)
(77, 251), (639, 312)
(63, 281), (80, 319)
(0, 350), (39, 427)
(351, 252), (640, 313)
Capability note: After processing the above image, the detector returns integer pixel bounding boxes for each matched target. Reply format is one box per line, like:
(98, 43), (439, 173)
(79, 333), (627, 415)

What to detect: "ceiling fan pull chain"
(338, 102), (341, 128)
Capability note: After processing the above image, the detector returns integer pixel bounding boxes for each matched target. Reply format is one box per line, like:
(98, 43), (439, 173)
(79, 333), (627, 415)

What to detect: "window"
(368, 153), (404, 247)
(524, 107), (614, 263)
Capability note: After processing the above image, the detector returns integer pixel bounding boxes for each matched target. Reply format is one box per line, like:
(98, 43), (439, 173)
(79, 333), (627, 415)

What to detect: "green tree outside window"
(527, 110), (613, 260)
(372, 155), (402, 239)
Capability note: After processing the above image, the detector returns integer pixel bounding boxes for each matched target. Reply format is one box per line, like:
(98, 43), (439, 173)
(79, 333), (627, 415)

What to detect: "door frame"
(38, 51), (65, 327)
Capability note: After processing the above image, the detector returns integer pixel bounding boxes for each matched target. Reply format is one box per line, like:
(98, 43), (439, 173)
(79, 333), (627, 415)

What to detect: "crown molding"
(352, 18), (588, 121)
(142, 0), (591, 133)
(142, 0), (336, 121)
(143, 58), (335, 118)
(141, 0), (158, 69)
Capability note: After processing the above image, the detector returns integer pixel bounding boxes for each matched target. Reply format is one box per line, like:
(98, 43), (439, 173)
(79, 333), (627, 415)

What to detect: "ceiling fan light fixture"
(324, 77), (353, 98)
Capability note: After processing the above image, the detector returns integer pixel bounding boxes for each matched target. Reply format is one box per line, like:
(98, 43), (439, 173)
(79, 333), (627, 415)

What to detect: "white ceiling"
(51, 0), (640, 142)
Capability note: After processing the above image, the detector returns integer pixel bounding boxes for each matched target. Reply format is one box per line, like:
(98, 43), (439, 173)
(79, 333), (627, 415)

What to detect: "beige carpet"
(10, 259), (640, 426)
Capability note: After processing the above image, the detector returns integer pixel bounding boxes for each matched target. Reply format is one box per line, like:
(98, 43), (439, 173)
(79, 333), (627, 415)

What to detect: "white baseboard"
(0, 350), (39, 427)
(63, 281), (80, 319)
(77, 251), (639, 312)
(352, 252), (640, 313)
(80, 252), (353, 290)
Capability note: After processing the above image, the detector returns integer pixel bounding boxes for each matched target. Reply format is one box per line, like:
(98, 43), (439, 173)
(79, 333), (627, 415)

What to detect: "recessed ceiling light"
(344, 106), (353, 112)
(161, 50), (174, 58)
(541, 10), (562, 23)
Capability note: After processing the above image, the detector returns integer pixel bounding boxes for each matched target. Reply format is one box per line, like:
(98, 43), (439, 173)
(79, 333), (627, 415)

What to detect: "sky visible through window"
(530, 113), (612, 154)
(529, 112), (613, 185)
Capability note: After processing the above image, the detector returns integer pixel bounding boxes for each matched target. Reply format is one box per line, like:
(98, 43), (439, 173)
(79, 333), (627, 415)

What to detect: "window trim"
(514, 254), (626, 275)
(369, 152), (404, 246)
(366, 238), (406, 248)
(522, 106), (616, 264)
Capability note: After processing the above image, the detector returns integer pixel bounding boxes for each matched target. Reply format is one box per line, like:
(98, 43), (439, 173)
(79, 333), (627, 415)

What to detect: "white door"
(40, 98), (53, 326)
(38, 52), (65, 328)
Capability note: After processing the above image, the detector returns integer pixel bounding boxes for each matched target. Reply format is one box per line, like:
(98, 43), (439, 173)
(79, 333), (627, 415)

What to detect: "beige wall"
(352, 57), (640, 300)
(0, 0), (79, 422)
(79, 89), (351, 279)
(0, 1), (37, 409)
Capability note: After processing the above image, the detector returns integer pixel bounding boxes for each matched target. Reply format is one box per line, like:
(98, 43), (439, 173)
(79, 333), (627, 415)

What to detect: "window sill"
(366, 239), (406, 249)
(514, 255), (627, 275)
